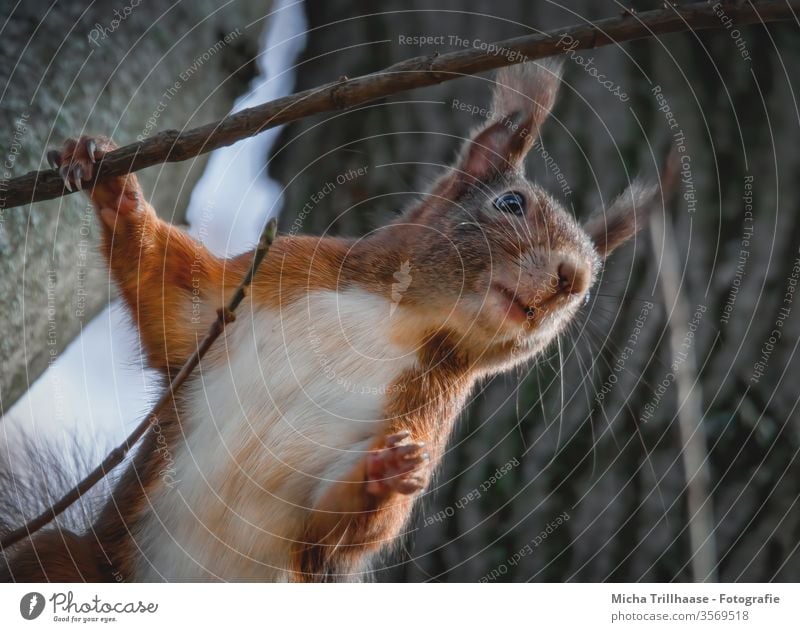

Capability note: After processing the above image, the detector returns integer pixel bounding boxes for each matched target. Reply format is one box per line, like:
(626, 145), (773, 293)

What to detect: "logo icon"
(20, 592), (45, 620)
(390, 260), (412, 316)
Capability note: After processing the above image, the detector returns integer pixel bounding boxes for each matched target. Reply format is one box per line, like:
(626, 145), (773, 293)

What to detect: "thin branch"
(2, 1), (797, 210)
(0, 218), (279, 551)
(649, 158), (717, 582)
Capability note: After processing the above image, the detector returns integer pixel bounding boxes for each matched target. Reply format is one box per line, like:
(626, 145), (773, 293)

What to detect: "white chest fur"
(133, 289), (417, 581)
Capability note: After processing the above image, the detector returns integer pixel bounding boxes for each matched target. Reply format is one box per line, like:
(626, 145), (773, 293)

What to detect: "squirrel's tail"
(0, 407), (178, 582)
(0, 432), (110, 581)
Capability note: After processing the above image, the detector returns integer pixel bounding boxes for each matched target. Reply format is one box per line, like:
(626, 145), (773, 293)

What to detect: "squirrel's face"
(403, 167), (599, 362)
(394, 60), (661, 367)
(454, 176), (597, 352)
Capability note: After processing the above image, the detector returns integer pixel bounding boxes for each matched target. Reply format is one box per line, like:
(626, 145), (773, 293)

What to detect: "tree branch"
(650, 197), (718, 582)
(0, 218), (278, 551)
(2, 1), (797, 210)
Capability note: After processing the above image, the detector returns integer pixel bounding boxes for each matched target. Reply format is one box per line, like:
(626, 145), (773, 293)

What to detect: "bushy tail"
(0, 432), (109, 580)
(0, 415), (170, 582)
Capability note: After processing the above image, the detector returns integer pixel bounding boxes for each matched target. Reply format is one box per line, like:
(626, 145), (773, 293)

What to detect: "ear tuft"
(583, 181), (659, 260)
(583, 148), (680, 259)
(491, 58), (564, 131)
(452, 58), (564, 186)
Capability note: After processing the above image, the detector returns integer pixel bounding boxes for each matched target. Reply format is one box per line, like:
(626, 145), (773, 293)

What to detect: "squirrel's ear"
(454, 59), (562, 184)
(583, 149), (680, 259)
(583, 181), (660, 260)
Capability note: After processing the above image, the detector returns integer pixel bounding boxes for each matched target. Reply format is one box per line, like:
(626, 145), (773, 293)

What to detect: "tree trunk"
(0, 0), (271, 411)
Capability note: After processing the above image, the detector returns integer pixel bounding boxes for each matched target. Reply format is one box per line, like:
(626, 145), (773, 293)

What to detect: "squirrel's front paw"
(48, 136), (114, 192)
(366, 431), (430, 497)
(48, 136), (141, 224)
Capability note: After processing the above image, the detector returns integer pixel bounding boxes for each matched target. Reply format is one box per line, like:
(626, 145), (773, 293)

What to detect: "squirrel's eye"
(493, 191), (526, 216)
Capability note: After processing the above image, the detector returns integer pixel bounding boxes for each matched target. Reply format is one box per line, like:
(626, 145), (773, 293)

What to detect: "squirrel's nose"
(556, 259), (591, 296)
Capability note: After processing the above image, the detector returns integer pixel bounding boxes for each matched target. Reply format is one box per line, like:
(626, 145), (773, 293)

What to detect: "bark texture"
(0, 0), (271, 410)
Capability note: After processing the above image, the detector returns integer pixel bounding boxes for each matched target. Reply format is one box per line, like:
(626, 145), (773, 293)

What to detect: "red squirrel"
(2, 60), (668, 581)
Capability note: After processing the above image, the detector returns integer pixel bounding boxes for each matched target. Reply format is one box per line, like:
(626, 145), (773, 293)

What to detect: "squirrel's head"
(386, 59), (666, 369)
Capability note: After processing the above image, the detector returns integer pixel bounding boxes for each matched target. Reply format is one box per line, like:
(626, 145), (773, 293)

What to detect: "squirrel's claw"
(385, 430), (411, 447)
(59, 164), (72, 192)
(85, 139), (96, 163)
(46, 149), (61, 169)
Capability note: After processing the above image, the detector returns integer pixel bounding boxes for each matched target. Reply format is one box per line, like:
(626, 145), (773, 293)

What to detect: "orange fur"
(293, 332), (472, 580)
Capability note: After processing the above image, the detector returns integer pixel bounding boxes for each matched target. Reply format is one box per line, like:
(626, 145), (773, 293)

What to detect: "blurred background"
(1, 0), (799, 581)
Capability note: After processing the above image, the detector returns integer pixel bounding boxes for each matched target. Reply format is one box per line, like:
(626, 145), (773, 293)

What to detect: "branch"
(3, 1), (797, 210)
(0, 218), (278, 551)
(650, 197), (718, 582)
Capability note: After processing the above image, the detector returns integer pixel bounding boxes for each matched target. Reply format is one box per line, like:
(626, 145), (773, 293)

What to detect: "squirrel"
(1, 60), (670, 581)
